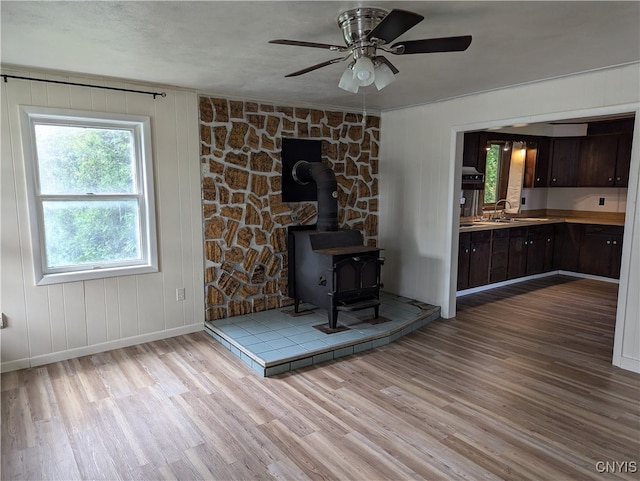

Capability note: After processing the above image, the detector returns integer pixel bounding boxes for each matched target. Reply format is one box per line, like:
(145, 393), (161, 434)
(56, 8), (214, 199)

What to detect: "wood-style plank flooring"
(2, 275), (639, 480)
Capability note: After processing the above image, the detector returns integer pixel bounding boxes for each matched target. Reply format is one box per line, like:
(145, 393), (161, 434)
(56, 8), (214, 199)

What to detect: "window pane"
(42, 200), (141, 269)
(34, 125), (135, 194)
(484, 144), (500, 204)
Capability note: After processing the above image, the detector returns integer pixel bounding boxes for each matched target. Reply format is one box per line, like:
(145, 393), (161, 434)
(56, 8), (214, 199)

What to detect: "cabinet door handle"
(472, 248), (476, 253)
(536, 177), (540, 181)
(552, 178), (557, 182)
(606, 240), (611, 244)
(465, 248), (469, 253)
(616, 177), (621, 181)
(608, 177), (613, 182)
(547, 238), (551, 242)
(612, 240), (618, 245)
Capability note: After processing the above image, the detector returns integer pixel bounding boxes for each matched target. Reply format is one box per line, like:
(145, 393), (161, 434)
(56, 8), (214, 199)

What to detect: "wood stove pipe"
(292, 160), (339, 231)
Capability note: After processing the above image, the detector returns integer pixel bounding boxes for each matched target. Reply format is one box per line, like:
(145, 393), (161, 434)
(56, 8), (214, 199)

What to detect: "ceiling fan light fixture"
(374, 62), (396, 90)
(338, 67), (359, 93)
(352, 57), (375, 86)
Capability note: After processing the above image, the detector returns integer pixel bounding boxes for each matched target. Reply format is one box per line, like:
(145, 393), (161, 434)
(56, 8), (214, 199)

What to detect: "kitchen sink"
(460, 217), (556, 229)
(483, 217), (553, 223)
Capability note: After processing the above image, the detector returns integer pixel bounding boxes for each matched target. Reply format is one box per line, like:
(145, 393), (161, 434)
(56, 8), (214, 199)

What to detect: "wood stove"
(282, 143), (384, 329)
(288, 228), (383, 329)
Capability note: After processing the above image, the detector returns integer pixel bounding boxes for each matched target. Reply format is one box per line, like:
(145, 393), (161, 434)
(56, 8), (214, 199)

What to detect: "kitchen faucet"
(491, 198), (513, 220)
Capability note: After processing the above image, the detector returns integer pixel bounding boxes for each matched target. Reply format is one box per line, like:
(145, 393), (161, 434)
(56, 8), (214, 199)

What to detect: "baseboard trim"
(457, 270), (619, 297)
(1, 324), (204, 373)
(613, 354), (640, 373)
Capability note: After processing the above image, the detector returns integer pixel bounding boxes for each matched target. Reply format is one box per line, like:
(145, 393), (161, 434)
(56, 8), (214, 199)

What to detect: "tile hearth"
(204, 292), (440, 377)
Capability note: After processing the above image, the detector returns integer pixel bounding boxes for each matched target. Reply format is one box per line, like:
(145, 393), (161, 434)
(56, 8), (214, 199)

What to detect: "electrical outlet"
(599, 197), (605, 206)
(521, 197), (526, 205)
(176, 288), (186, 301)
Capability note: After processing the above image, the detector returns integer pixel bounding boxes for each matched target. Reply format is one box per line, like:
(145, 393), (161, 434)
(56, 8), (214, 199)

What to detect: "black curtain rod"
(2, 74), (167, 99)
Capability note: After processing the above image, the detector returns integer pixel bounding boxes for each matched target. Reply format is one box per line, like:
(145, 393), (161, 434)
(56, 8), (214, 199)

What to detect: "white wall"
(0, 67), (204, 372)
(521, 187), (628, 212)
(379, 64), (640, 372)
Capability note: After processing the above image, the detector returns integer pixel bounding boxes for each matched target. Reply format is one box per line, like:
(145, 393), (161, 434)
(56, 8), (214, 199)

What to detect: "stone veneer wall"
(199, 97), (380, 321)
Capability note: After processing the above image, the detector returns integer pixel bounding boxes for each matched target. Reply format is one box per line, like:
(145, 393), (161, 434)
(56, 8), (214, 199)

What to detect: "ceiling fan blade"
(392, 35), (472, 55)
(284, 57), (347, 77)
(375, 56), (399, 75)
(269, 39), (347, 52)
(366, 9), (424, 44)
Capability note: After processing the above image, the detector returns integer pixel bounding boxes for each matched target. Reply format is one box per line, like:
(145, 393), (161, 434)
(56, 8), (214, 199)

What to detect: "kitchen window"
(20, 106), (158, 285)
(484, 142), (510, 205)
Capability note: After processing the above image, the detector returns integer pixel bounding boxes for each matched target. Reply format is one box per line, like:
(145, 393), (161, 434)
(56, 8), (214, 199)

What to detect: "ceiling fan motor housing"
(338, 8), (388, 46)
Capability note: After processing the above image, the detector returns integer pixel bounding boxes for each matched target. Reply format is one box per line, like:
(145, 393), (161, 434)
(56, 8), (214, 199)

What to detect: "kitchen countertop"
(459, 216), (625, 232)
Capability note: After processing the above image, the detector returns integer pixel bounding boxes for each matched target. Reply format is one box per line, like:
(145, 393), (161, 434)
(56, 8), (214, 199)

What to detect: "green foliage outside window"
(34, 125), (141, 268)
(484, 144), (500, 204)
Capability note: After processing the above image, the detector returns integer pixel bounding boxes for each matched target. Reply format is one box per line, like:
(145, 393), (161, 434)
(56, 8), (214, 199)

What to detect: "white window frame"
(20, 106), (158, 285)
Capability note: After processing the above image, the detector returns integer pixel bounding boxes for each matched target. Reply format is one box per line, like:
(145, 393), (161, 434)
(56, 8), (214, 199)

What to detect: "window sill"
(35, 264), (158, 286)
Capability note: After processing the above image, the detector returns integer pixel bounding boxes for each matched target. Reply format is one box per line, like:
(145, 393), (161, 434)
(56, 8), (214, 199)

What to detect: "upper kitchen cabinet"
(532, 137), (551, 187)
(549, 137), (580, 187)
(615, 133), (633, 187)
(576, 132), (633, 187)
(462, 131), (489, 173)
(579, 118), (635, 187)
(577, 134), (619, 187)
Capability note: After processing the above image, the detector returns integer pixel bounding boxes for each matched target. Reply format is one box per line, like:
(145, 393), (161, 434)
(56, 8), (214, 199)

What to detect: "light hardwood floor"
(2, 275), (639, 480)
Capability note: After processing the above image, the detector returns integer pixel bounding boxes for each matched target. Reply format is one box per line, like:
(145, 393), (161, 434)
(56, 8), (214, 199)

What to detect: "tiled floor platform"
(204, 292), (440, 377)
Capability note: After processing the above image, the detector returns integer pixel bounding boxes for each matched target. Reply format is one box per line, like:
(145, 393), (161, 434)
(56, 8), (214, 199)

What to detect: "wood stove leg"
(294, 298), (301, 313)
(374, 305), (379, 320)
(328, 308), (338, 330)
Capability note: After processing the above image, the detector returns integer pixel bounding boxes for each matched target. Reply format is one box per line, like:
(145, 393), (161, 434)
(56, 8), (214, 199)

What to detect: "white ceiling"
(2, 1), (639, 112)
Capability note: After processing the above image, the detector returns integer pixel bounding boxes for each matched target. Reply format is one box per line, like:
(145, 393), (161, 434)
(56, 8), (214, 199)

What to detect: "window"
(20, 107), (157, 285)
(483, 142), (512, 206)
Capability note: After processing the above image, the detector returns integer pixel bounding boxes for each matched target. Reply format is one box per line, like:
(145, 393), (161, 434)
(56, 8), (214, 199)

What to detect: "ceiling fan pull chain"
(362, 90), (367, 125)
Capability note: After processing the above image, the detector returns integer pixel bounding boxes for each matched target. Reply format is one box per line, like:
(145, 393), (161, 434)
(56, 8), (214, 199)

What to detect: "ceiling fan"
(269, 7), (472, 93)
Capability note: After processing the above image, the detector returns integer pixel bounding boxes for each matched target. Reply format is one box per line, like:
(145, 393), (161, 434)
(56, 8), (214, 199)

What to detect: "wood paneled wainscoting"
(2, 276), (638, 480)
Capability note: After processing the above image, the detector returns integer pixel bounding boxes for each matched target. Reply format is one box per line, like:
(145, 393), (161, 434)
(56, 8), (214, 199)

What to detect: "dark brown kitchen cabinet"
(457, 230), (491, 290)
(507, 225), (555, 279)
(462, 131), (489, 174)
(489, 229), (509, 283)
(553, 223), (582, 271)
(615, 133), (633, 187)
(462, 132), (480, 168)
(577, 134), (619, 187)
(543, 226), (555, 272)
(578, 225), (624, 278)
(533, 137), (551, 187)
(457, 233), (471, 291)
(507, 227), (528, 279)
(527, 225), (554, 275)
(549, 137), (580, 186)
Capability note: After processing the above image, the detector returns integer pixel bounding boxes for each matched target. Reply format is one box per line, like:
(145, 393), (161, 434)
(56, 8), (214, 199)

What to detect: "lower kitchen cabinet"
(554, 223), (582, 271)
(507, 225), (554, 279)
(458, 230), (491, 290)
(457, 233), (471, 291)
(527, 224), (554, 275)
(578, 225), (624, 278)
(458, 221), (623, 292)
(507, 227), (528, 279)
(490, 229), (509, 283)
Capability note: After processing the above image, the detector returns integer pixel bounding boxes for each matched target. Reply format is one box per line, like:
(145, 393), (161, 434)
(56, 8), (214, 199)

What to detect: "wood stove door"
(332, 254), (381, 302)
